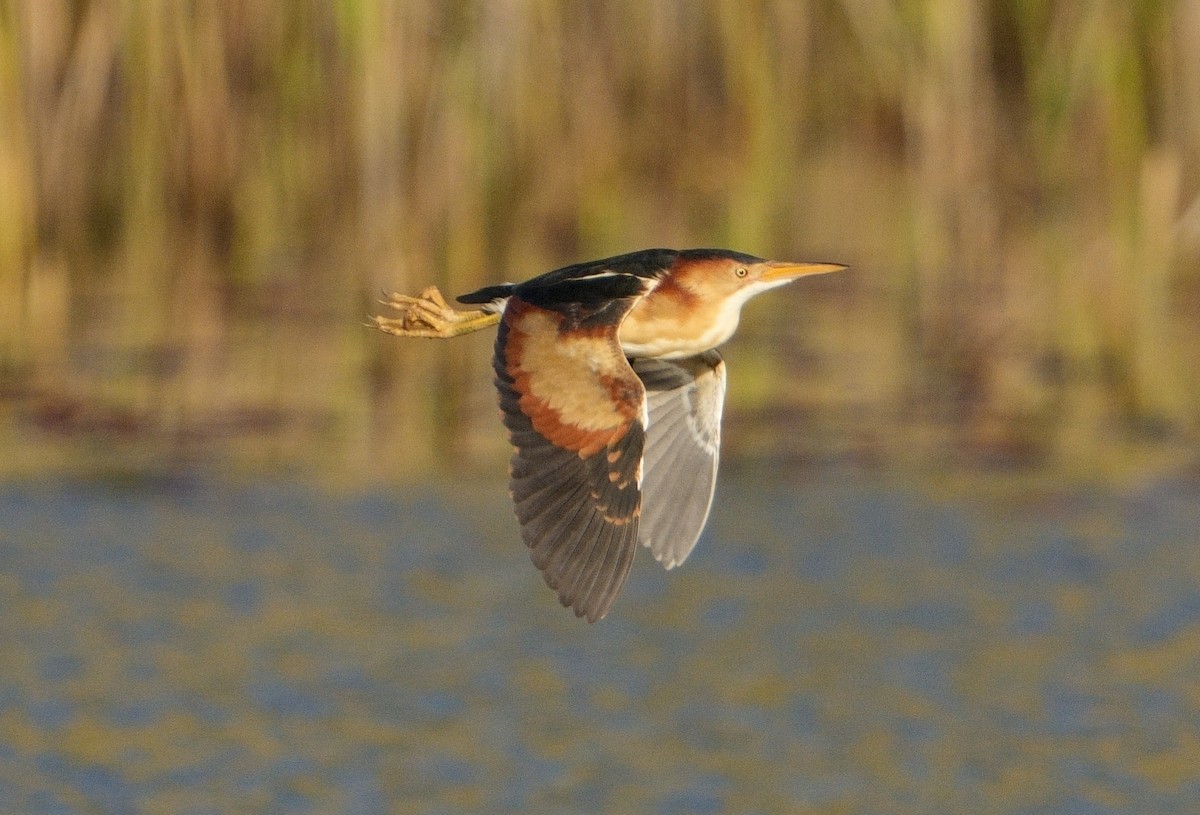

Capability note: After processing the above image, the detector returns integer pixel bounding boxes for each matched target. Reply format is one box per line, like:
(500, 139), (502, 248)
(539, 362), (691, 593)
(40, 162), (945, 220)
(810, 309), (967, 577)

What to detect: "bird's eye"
(735, 267), (748, 278)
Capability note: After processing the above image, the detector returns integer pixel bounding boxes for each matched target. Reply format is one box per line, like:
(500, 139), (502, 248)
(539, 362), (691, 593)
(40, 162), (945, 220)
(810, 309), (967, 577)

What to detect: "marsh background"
(2, 1), (1200, 813)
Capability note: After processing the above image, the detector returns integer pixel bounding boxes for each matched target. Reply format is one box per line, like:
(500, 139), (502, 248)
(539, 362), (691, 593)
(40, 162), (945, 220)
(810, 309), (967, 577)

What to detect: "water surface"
(2, 471), (1199, 814)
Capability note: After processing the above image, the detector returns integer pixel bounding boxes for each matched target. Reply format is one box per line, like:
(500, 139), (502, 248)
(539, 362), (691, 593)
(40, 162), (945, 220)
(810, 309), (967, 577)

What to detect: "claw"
(370, 284), (501, 339)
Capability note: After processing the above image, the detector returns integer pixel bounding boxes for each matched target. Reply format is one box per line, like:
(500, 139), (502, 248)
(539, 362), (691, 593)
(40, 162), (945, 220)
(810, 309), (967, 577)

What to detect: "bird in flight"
(372, 248), (844, 621)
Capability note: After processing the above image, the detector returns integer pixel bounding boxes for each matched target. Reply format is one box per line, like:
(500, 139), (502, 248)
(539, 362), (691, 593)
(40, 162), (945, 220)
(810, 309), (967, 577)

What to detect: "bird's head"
(667, 249), (846, 306)
(618, 249), (847, 359)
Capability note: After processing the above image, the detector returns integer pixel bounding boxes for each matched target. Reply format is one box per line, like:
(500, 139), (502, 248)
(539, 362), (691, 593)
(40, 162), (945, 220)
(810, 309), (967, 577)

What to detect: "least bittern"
(373, 248), (844, 621)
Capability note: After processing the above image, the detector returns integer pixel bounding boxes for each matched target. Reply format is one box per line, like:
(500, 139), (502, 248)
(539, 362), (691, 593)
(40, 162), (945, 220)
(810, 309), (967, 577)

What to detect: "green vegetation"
(1, 1), (1197, 481)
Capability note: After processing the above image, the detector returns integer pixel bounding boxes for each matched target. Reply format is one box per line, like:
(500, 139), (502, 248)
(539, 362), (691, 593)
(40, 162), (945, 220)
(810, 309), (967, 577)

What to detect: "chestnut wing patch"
(632, 351), (726, 569)
(495, 295), (647, 622)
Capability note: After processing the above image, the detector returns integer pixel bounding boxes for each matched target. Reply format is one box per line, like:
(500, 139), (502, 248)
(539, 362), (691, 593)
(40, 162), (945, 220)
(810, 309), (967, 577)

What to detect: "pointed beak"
(759, 260), (848, 282)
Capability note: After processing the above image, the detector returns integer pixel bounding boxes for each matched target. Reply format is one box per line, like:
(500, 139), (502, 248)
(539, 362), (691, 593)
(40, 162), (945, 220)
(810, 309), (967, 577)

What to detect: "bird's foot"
(371, 285), (500, 338)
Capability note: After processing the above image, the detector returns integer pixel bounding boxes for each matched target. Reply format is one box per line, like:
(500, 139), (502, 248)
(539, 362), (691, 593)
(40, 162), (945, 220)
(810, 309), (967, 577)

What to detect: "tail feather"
(457, 284), (514, 305)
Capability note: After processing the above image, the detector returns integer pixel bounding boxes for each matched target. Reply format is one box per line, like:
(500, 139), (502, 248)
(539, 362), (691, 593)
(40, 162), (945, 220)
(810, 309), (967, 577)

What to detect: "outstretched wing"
(632, 351), (726, 569)
(494, 289), (649, 622)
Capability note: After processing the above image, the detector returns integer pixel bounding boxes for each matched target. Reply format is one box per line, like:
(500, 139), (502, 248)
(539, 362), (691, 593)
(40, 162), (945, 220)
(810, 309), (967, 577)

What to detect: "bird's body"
(374, 248), (844, 621)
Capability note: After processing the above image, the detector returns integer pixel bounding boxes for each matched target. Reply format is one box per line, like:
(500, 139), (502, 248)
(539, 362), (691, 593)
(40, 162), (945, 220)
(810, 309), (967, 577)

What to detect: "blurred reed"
(0, 0), (1197, 482)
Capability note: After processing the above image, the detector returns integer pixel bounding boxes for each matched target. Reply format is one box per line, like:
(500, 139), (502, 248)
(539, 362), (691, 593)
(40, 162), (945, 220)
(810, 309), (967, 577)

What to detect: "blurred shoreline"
(2, 3), (1198, 483)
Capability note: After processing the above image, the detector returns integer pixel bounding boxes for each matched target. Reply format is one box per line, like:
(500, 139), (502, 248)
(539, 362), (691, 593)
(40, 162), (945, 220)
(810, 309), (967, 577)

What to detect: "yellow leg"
(371, 285), (501, 339)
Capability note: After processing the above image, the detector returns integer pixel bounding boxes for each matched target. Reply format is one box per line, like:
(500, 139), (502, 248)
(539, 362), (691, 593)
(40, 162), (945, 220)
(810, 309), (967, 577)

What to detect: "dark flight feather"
(493, 279), (652, 621)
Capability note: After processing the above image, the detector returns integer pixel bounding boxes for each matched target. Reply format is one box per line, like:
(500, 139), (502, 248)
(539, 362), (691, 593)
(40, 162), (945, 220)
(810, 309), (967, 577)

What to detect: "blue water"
(1, 470), (1199, 813)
